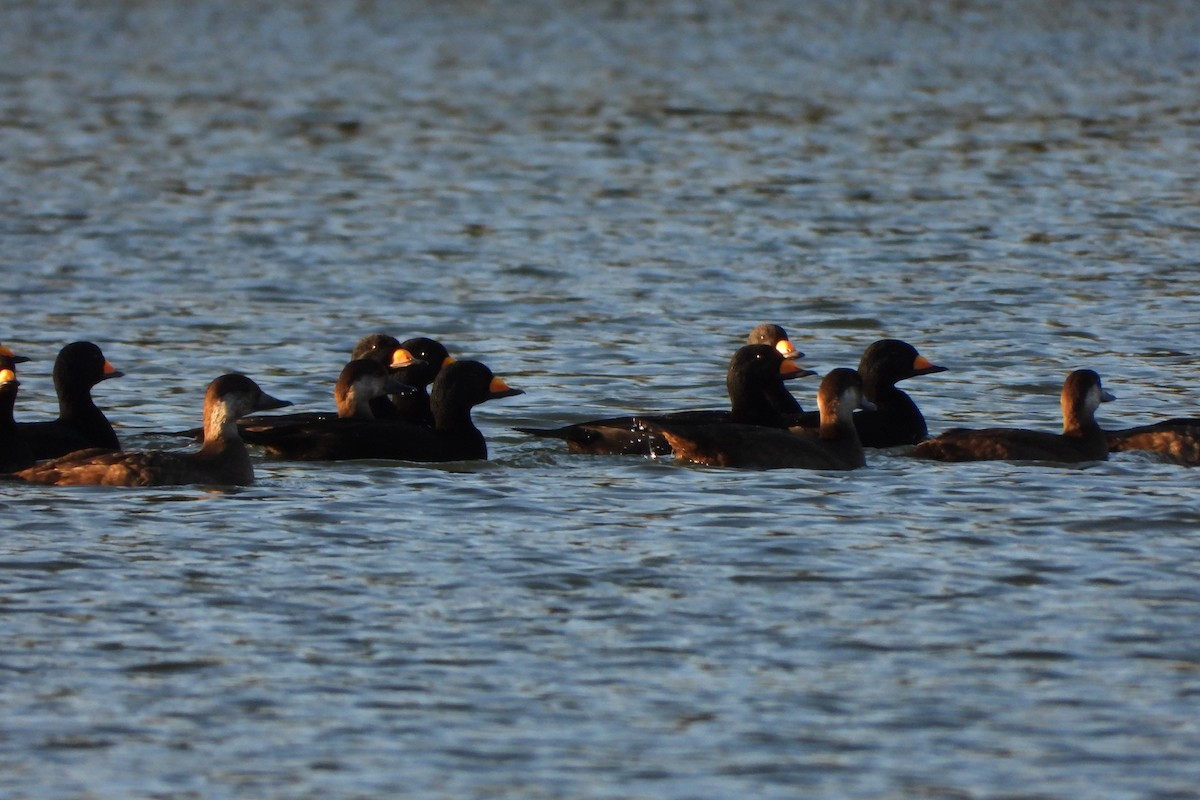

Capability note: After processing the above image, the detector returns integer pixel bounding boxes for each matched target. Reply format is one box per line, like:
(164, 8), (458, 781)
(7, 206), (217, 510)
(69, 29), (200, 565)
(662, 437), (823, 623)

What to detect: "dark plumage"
(640, 368), (874, 470)
(745, 323), (806, 415)
(912, 369), (1114, 463)
(255, 360), (522, 462)
(515, 340), (815, 456)
(791, 339), (946, 447)
(388, 337), (454, 427)
(0, 357), (35, 472)
(349, 334), (453, 424)
(18, 341), (124, 459)
(238, 358), (414, 445)
(13, 374), (291, 487)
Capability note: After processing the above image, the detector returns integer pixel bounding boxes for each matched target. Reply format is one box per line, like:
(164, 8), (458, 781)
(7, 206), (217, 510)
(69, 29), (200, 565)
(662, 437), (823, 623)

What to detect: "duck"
(912, 369), (1114, 463)
(746, 323), (806, 414)
(172, 348), (423, 442)
(239, 358), (414, 439)
(791, 339), (946, 447)
(18, 341), (124, 459)
(515, 331), (814, 456)
(253, 360), (522, 462)
(639, 368), (874, 470)
(350, 334), (454, 424)
(0, 356), (35, 472)
(12, 374), (291, 487)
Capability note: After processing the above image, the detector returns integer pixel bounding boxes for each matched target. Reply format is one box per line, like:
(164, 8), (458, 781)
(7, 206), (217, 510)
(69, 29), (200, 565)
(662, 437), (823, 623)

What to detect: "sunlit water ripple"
(3, 1), (1200, 797)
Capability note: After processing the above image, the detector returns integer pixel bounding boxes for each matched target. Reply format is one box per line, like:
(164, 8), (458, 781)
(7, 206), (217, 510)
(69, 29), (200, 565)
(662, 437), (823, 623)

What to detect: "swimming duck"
(13, 374), (290, 487)
(639, 368), (873, 470)
(254, 360), (522, 462)
(350, 334), (453, 424)
(18, 341), (123, 459)
(792, 339), (946, 447)
(746, 323), (806, 414)
(0, 356), (35, 472)
(191, 349), (421, 442)
(912, 369), (1114, 463)
(238, 358), (413, 440)
(515, 336), (814, 456)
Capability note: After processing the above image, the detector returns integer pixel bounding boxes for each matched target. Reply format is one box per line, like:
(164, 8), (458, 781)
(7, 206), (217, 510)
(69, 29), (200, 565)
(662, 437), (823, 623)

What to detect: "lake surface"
(3, 1), (1200, 797)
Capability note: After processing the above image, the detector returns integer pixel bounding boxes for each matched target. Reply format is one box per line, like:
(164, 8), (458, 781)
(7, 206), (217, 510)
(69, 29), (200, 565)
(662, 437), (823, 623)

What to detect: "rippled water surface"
(3, 1), (1200, 797)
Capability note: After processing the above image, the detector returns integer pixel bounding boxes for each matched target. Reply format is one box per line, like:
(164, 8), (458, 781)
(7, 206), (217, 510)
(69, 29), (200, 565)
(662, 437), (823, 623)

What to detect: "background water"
(3, 1), (1200, 797)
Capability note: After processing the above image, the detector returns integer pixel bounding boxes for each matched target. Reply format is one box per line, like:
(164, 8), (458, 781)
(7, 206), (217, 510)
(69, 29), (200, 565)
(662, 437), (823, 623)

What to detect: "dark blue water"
(3, 1), (1200, 797)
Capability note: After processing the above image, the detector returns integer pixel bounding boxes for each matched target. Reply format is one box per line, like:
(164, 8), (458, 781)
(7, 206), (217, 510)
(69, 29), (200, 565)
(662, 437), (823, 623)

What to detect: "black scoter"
(18, 341), (124, 459)
(515, 339), (815, 456)
(255, 360), (522, 462)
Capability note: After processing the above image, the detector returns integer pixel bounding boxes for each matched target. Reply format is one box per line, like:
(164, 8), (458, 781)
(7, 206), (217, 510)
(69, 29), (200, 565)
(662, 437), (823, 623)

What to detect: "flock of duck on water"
(1, 323), (1197, 488)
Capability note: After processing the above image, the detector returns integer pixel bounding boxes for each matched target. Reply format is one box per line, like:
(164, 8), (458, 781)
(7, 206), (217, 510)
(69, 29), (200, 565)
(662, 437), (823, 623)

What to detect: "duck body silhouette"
(517, 337), (813, 456)
(640, 368), (873, 470)
(913, 369), (1113, 463)
(790, 339), (946, 447)
(18, 341), (124, 459)
(253, 360), (522, 462)
(13, 374), (290, 487)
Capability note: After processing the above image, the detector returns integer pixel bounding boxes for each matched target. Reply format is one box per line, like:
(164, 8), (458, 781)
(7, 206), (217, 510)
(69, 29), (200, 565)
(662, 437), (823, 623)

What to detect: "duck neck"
(202, 402), (240, 447)
(728, 373), (788, 427)
(1063, 409), (1101, 438)
(867, 382), (911, 409)
(338, 388), (375, 420)
(818, 400), (855, 441)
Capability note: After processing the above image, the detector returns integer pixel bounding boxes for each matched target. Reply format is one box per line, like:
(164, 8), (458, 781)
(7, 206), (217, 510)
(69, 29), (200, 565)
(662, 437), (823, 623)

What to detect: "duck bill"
(488, 376), (524, 399)
(779, 360), (817, 381)
(0, 346), (29, 363)
(859, 398), (878, 411)
(1100, 390), (1116, 403)
(254, 393), (293, 412)
(912, 354), (947, 376)
(101, 360), (125, 380)
(390, 348), (421, 369)
(774, 339), (804, 360)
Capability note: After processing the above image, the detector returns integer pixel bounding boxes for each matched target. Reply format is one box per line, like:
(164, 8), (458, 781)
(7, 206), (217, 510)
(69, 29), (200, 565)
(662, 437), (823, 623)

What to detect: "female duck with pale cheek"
(912, 369), (1114, 463)
(14, 374), (290, 487)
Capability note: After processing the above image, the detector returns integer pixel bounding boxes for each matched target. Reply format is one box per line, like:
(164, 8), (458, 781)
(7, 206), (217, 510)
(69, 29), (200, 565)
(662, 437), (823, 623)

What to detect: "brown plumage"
(912, 369), (1113, 463)
(1107, 423), (1200, 465)
(640, 368), (873, 470)
(13, 374), (290, 487)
